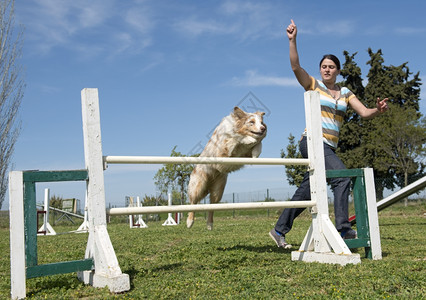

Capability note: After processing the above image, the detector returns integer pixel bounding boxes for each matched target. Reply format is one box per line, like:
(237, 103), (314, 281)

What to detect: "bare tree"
(0, 0), (24, 209)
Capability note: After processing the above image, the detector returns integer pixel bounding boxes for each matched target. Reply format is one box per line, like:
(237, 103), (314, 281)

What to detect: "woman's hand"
(286, 19), (311, 90)
(349, 96), (389, 119)
(376, 97), (389, 113)
(287, 19), (297, 40)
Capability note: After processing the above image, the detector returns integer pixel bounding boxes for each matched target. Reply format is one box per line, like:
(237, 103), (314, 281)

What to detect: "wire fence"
(220, 187), (296, 203)
(205, 177), (426, 205)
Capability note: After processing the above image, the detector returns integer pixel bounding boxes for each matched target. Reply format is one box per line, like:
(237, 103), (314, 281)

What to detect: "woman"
(269, 20), (389, 249)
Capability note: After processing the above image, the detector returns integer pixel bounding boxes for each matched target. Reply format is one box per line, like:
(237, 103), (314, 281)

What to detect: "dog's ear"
(233, 107), (246, 119)
(257, 111), (265, 117)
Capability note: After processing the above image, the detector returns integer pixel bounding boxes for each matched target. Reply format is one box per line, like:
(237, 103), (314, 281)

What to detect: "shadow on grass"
(216, 244), (387, 260)
(151, 262), (183, 272)
(123, 263), (183, 288)
(30, 275), (93, 296)
(380, 251), (391, 258)
(215, 244), (293, 253)
(124, 266), (139, 285)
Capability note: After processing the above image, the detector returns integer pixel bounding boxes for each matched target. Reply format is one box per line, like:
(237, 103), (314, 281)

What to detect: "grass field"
(0, 202), (425, 299)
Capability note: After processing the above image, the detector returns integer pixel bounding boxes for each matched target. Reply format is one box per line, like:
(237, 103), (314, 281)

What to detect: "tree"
(337, 51), (365, 157)
(364, 49), (421, 196)
(280, 133), (307, 187)
(142, 195), (168, 206)
(153, 146), (195, 205)
(369, 103), (425, 204)
(49, 194), (63, 209)
(0, 0), (24, 209)
(337, 48), (423, 199)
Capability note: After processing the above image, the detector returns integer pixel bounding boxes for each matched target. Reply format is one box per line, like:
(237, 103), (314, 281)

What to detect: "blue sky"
(5, 0), (426, 209)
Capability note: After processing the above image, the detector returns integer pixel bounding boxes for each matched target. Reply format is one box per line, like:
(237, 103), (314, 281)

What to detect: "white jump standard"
(162, 193), (178, 226)
(78, 88), (130, 293)
(128, 196), (148, 228)
(37, 188), (56, 236)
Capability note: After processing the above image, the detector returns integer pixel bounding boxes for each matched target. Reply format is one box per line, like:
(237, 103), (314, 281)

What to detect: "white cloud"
(125, 6), (155, 34)
(139, 54), (165, 73)
(229, 70), (299, 87)
(316, 20), (355, 36)
(107, 32), (152, 59)
(17, 0), (112, 54)
(174, 0), (282, 41)
(174, 18), (238, 37)
(17, 0), (154, 57)
(38, 84), (62, 95)
(395, 27), (426, 35)
(220, 0), (269, 18)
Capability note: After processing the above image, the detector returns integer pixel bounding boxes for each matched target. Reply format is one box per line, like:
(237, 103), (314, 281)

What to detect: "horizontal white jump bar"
(103, 156), (310, 166)
(108, 201), (316, 215)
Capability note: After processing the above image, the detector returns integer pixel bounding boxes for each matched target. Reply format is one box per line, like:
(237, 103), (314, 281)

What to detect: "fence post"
(233, 193), (235, 218)
(267, 189), (270, 217)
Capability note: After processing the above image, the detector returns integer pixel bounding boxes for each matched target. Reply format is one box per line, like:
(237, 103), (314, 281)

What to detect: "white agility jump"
(9, 88), (381, 299)
(79, 88), (370, 293)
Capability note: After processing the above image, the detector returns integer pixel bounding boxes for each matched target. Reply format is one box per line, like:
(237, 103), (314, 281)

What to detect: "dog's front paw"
(186, 218), (194, 228)
(206, 222), (213, 231)
(186, 212), (195, 228)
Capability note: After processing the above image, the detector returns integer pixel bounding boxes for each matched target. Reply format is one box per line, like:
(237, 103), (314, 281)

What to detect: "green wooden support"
(326, 169), (373, 259)
(26, 259), (93, 279)
(22, 169), (93, 278)
(23, 169), (89, 182)
(326, 169), (364, 178)
(24, 181), (37, 268)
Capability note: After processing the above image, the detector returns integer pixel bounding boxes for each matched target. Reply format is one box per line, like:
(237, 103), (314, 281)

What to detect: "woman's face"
(320, 58), (340, 84)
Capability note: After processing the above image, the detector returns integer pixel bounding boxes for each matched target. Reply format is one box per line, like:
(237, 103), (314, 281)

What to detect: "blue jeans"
(275, 136), (352, 235)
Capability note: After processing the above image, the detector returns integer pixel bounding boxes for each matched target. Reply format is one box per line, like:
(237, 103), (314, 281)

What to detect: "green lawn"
(0, 202), (425, 299)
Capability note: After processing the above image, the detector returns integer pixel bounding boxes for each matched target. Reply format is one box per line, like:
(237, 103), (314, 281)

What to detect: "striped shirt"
(303, 76), (355, 148)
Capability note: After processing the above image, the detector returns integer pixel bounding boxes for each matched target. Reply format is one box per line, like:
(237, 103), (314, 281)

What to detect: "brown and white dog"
(186, 106), (267, 230)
